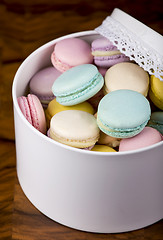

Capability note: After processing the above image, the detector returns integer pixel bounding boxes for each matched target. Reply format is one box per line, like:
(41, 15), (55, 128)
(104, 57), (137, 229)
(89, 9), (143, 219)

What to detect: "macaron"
(97, 89), (151, 138)
(47, 127), (95, 151)
(51, 37), (93, 72)
(29, 67), (61, 108)
(119, 127), (162, 152)
(104, 62), (149, 96)
(17, 94), (46, 134)
(49, 110), (100, 148)
(45, 98), (95, 127)
(148, 111), (163, 135)
(91, 37), (130, 68)
(149, 75), (163, 110)
(94, 112), (121, 147)
(98, 67), (108, 77)
(52, 64), (104, 106)
(87, 88), (104, 110)
(98, 131), (121, 148)
(91, 145), (117, 152)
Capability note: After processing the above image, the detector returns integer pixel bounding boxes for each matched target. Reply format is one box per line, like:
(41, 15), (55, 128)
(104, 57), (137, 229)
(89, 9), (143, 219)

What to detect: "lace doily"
(95, 16), (163, 81)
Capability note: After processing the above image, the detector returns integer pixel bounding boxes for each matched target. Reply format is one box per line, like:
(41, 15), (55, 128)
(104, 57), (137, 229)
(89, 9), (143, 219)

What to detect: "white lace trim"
(95, 16), (163, 81)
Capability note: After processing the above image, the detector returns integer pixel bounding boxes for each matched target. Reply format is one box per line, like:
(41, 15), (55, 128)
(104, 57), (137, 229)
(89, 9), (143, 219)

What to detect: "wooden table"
(0, 0), (162, 239)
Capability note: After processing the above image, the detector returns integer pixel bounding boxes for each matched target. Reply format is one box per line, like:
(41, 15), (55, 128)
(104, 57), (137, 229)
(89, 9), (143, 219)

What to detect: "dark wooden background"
(0, 0), (162, 239)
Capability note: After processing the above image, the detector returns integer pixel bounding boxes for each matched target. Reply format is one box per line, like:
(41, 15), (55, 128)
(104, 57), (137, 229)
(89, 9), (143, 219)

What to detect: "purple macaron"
(91, 37), (130, 68)
(29, 66), (61, 108)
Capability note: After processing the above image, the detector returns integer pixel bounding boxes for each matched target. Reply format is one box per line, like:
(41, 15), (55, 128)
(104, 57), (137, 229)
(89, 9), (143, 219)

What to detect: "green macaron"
(148, 111), (163, 135)
(52, 64), (104, 106)
(97, 89), (151, 138)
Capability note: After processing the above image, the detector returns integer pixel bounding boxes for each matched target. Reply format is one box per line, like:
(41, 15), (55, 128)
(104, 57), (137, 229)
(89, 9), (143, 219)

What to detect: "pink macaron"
(98, 67), (108, 77)
(91, 37), (130, 68)
(51, 37), (93, 72)
(29, 67), (61, 108)
(119, 127), (162, 152)
(17, 94), (47, 134)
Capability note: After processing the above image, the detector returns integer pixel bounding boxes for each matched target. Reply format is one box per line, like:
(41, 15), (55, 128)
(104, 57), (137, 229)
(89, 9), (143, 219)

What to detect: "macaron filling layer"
(92, 50), (122, 57)
(49, 110), (100, 148)
(55, 72), (104, 105)
(97, 115), (149, 138)
(50, 129), (99, 148)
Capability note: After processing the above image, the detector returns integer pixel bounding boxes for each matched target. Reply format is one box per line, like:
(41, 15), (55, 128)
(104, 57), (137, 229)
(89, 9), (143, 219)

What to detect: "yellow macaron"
(45, 98), (95, 127)
(149, 75), (163, 110)
(91, 145), (117, 152)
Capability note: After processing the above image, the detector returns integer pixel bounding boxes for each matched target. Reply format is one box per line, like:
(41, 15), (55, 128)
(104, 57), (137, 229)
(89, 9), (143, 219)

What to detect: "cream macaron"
(104, 62), (149, 96)
(49, 110), (100, 148)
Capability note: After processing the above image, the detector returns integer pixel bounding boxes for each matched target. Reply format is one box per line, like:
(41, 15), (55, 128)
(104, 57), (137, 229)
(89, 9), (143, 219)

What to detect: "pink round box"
(12, 9), (163, 233)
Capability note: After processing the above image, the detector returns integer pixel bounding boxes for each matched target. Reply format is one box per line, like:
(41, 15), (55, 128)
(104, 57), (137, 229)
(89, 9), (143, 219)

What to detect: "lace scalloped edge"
(95, 16), (163, 81)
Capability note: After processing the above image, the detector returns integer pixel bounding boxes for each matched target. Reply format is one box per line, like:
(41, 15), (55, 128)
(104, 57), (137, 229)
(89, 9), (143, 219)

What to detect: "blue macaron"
(97, 89), (151, 138)
(52, 64), (104, 106)
(148, 111), (163, 135)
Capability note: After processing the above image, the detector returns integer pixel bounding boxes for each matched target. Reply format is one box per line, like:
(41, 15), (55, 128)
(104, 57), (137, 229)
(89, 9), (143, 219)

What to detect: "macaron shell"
(148, 111), (163, 134)
(29, 67), (61, 107)
(52, 64), (104, 106)
(94, 55), (130, 68)
(104, 62), (149, 96)
(53, 64), (99, 95)
(51, 38), (93, 72)
(91, 37), (118, 51)
(97, 89), (151, 138)
(50, 110), (100, 148)
(98, 67), (108, 76)
(57, 76), (103, 106)
(45, 98), (95, 127)
(47, 127), (95, 151)
(51, 52), (71, 72)
(98, 90), (151, 129)
(150, 111), (163, 123)
(17, 96), (32, 125)
(91, 144), (117, 152)
(91, 37), (130, 67)
(149, 75), (163, 110)
(46, 98), (94, 117)
(119, 127), (163, 151)
(29, 67), (61, 97)
(27, 94), (46, 134)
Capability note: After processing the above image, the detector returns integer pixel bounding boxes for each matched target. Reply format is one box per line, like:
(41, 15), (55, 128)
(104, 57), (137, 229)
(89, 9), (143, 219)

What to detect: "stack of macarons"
(91, 37), (130, 69)
(17, 35), (163, 152)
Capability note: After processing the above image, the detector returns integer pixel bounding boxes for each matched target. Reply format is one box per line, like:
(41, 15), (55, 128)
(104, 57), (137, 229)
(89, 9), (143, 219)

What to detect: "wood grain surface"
(0, 0), (162, 239)
(0, 140), (16, 240)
